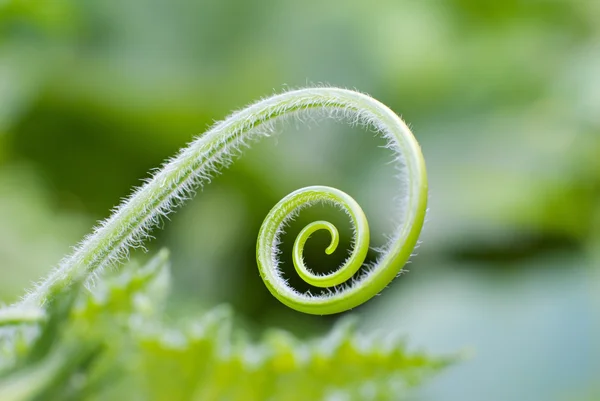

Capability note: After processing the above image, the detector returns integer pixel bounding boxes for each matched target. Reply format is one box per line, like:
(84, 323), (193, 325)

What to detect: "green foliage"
(3, 1), (596, 398)
(0, 251), (450, 401)
(0, 87), (445, 400)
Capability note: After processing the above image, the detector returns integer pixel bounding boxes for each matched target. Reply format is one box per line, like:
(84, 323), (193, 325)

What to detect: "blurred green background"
(1, 1), (599, 400)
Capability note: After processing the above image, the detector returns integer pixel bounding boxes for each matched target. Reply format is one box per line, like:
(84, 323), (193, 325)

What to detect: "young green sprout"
(19, 88), (428, 315)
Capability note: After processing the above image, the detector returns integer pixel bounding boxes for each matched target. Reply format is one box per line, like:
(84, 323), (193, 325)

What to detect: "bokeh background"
(1, 1), (599, 400)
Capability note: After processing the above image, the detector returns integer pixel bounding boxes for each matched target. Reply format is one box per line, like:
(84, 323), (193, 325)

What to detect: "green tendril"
(257, 186), (371, 314)
(18, 87), (428, 316)
(0, 306), (46, 326)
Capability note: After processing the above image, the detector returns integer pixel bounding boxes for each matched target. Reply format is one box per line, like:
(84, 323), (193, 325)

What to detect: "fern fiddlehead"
(19, 88), (428, 315)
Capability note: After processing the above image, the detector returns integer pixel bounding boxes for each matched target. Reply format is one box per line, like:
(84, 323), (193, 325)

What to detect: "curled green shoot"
(17, 87), (427, 316)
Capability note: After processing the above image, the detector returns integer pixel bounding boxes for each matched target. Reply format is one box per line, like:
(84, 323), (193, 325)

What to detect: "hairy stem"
(20, 87), (428, 315)
(0, 306), (45, 326)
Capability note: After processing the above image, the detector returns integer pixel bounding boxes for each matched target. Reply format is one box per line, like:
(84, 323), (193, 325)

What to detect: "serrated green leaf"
(73, 248), (171, 322)
(122, 314), (451, 401)
(0, 250), (452, 401)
